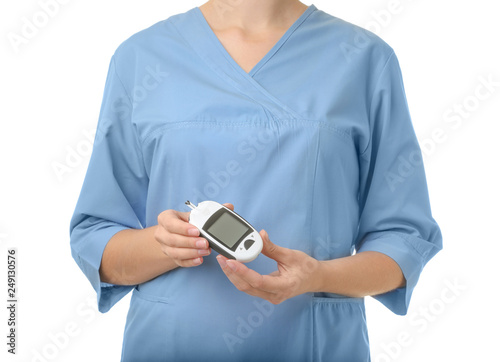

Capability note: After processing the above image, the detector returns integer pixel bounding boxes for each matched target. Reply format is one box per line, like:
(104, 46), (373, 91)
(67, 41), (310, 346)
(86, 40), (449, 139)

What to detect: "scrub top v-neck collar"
(172, 4), (317, 120)
(193, 4), (317, 78)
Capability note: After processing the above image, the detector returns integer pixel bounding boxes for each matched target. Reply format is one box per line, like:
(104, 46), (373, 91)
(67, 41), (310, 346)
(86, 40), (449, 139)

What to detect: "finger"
(222, 203), (234, 211)
(164, 245), (211, 260)
(260, 230), (289, 263)
(177, 257), (205, 268)
(217, 256), (252, 291)
(217, 255), (284, 293)
(158, 210), (200, 237)
(217, 256), (278, 299)
(156, 230), (209, 249)
(174, 209), (191, 223)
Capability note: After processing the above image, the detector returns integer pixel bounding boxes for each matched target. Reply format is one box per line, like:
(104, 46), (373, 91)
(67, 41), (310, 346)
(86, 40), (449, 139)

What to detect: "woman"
(70, 0), (442, 360)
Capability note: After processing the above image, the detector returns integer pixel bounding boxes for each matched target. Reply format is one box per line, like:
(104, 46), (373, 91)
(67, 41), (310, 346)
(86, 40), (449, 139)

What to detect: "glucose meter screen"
(207, 212), (250, 249)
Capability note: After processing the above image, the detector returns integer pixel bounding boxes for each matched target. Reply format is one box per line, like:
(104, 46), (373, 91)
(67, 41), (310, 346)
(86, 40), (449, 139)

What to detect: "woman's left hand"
(216, 230), (322, 305)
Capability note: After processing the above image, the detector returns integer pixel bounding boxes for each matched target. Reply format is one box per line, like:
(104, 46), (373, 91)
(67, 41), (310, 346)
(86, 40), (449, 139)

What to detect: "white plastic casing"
(188, 201), (263, 263)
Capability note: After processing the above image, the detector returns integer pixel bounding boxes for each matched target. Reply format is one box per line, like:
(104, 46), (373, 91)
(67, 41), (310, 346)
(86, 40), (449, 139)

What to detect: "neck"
(200, 0), (308, 32)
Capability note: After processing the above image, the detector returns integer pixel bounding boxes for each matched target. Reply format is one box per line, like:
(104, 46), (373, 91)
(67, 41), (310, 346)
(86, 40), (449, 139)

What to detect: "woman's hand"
(155, 203), (234, 268)
(216, 230), (322, 304)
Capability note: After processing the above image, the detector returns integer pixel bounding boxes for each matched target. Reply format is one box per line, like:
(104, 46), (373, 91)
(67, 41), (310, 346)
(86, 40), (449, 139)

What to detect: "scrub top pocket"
(312, 296), (370, 362)
(121, 288), (172, 362)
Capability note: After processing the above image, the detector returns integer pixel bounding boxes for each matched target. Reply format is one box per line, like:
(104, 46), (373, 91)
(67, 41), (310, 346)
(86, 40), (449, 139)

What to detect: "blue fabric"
(69, 4), (442, 361)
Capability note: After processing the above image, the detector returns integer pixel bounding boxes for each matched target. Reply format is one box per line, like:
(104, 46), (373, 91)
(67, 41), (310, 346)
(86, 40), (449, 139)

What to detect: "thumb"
(260, 230), (288, 262)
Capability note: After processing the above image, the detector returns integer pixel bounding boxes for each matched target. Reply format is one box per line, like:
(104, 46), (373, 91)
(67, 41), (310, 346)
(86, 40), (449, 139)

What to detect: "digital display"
(206, 211), (251, 249)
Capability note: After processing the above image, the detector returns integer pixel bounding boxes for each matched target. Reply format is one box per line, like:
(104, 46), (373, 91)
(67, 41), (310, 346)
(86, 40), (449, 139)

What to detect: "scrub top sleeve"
(70, 54), (148, 313)
(356, 51), (443, 316)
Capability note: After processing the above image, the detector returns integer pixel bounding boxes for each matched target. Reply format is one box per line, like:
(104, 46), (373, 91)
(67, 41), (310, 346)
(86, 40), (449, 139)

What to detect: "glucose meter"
(186, 200), (263, 262)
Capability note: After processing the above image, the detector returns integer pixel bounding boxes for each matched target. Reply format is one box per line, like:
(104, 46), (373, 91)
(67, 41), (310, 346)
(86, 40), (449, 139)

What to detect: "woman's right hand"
(154, 203), (234, 267)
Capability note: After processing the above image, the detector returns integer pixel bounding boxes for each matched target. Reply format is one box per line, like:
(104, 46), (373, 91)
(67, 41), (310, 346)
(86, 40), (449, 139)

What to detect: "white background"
(1, 0), (499, 361)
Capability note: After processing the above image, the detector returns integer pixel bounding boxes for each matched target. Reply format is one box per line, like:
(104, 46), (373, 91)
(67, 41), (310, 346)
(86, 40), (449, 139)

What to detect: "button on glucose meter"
(186, 200), (263, 263)
(244, 239), (255, 250)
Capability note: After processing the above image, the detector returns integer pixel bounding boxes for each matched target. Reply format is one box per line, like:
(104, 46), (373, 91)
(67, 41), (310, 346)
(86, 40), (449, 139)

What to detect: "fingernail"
(196, 239), (207, 248)
(188, 228), (200, 236)
(198, 249), (210, 256)
(217, 255), (227, 268)
(193, 257), (202, 265)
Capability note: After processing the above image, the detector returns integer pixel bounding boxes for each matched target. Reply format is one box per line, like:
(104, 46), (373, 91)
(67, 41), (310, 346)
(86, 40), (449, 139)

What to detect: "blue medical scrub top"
(70, 4), (442, 361)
